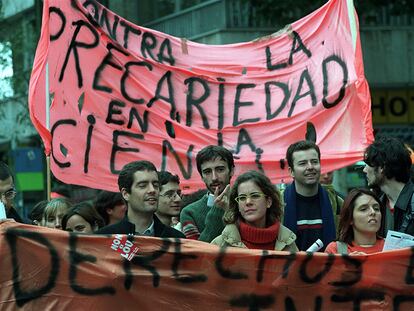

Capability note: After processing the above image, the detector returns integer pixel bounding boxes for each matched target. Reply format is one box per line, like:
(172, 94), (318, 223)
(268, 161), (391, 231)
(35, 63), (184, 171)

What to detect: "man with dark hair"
(156, 171), (182, 229)
(97, 160), (184, 238)
(95, 191), (127, 226)
(0, 162), (23, 222)
(363, 136), (414, 235)
(283, 140), (342, 251)
(29, 200), (48, 225)
(180, 145), (234, 241)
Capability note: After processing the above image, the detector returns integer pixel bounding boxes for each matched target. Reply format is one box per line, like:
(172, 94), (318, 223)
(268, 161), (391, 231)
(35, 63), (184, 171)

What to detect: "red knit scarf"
(239, 221), (280, 250)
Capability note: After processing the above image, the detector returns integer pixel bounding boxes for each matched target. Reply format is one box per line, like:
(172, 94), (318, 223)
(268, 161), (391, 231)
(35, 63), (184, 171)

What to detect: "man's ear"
(288, 166), (294, 178)
(121, 188), (129, 202)
(106, 208), (113, 215)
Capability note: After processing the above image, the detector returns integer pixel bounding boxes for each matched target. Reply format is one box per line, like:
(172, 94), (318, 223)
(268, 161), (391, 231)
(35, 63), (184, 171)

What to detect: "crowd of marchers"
(2, 136), (414, 255)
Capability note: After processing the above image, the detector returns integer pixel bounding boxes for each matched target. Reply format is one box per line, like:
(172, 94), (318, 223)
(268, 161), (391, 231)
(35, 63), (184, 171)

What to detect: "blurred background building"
(0, 0), (413, 214)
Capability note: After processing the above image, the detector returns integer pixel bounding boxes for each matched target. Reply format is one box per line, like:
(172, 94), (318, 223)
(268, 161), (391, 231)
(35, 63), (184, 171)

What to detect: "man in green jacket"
(180, 145), (234, 242)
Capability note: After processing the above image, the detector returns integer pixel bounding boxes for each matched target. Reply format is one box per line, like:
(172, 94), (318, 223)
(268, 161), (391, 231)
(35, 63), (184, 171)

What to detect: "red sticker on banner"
(110, 234), (139, 261)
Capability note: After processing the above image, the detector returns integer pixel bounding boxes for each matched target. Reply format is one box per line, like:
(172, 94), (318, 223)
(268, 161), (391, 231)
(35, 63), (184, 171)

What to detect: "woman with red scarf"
(211, 171), (298, 251)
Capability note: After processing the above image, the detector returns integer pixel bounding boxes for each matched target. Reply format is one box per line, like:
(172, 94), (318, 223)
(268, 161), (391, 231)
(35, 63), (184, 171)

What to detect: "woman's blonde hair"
(42, 198), (72, 224)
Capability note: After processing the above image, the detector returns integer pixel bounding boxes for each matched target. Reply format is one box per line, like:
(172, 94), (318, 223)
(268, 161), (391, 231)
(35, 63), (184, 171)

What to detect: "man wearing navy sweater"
(282, 141), (342, 251)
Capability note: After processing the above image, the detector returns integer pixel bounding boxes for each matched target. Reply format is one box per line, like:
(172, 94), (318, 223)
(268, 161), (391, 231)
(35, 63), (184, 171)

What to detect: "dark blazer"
(380, 180), (414, 236)
(6, 207), (25, 223)
(96, 215), (185, 239)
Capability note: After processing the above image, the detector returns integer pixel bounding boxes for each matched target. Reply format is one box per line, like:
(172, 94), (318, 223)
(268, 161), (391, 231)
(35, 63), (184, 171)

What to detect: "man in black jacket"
(363, 137), (414, 236)
(0, 162), (24, 223)
(97, 160), (184, 238)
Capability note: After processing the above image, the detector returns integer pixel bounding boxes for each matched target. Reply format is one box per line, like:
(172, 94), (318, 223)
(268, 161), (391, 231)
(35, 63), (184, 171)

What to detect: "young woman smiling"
(325, 188), (385, 255)
(211, 171), (298, 252)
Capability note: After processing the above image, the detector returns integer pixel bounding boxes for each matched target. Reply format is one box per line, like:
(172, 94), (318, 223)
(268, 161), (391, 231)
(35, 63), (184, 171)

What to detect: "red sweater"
(239, 221), (280, 250)
(325, 238), (385, 254)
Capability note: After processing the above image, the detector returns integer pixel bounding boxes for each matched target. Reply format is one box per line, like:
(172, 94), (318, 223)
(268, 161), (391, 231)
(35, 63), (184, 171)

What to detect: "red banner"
(1, 222), (413, 310)
(28, 0), (373, 191)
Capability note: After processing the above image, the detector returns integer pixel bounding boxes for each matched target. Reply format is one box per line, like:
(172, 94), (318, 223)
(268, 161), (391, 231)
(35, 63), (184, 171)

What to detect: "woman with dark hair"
(62, 202), (105, 234)
(325, 188), (385, 255)
(211, 171), (297, 251)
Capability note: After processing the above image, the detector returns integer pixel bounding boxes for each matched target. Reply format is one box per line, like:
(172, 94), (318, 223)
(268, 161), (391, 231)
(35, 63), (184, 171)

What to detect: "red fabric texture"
(325, 238), (385, 254)
(239, 221), (280, 250)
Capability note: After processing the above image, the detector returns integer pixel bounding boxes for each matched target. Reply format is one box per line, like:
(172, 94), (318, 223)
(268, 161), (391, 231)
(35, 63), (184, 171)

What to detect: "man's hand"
(214, 184), (231, 210)
(0, 218), (15, 224)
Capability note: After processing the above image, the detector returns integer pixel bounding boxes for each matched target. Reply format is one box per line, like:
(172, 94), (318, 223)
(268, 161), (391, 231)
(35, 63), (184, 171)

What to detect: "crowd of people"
(1, 136), (414, 255)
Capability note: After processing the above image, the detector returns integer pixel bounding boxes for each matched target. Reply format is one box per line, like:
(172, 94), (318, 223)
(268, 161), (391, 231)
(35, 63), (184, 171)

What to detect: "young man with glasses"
(0, 162), (22, 222)
(156, 171), (183, 229)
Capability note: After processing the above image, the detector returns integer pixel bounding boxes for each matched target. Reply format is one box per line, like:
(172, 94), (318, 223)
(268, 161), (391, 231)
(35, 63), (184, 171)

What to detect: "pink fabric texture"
(29, 0), (373, 191)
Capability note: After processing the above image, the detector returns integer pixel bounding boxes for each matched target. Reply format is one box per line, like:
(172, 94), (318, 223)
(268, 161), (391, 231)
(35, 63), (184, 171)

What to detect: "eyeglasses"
(160, 190), (182, 200)
(234, 192), (266, 204)
(1, 188), (16, 200)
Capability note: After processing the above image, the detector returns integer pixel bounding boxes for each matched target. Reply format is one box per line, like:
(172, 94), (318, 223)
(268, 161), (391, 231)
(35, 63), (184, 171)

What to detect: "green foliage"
(0, 41), (14, 99)
(0, 14), (37, 99)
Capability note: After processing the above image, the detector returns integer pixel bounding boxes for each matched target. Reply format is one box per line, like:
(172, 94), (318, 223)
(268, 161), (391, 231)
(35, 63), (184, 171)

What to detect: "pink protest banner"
(1, 222), (414, 310)
(28, 0), (373, 191)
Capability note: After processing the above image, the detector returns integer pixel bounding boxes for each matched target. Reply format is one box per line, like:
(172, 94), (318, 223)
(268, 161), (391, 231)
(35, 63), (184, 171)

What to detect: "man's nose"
(148, 184), (156, 192)
(305, 161), (314, 169)
(212, 170), (218, 180)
